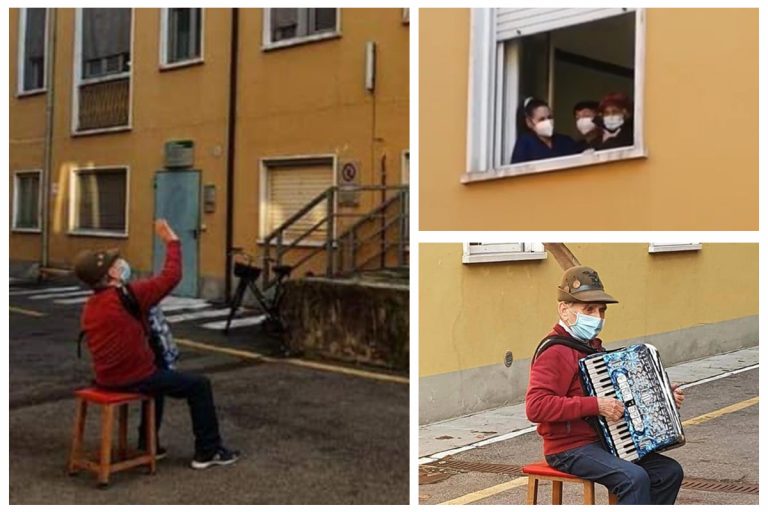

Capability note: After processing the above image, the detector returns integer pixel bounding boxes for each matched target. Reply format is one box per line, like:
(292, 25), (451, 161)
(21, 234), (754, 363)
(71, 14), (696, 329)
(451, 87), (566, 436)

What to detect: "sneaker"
(190, 447), (240, 470)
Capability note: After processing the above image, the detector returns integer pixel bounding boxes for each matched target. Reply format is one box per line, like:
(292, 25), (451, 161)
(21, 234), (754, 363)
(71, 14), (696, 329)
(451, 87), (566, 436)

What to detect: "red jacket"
(525, 323), (603, 456)
(81, 240), (182, 387)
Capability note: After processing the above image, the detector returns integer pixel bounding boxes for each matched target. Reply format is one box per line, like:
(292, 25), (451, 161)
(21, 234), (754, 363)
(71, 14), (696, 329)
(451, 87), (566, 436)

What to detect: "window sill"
(11, 227), (42, 234)
(68, 229), (128, 239)
(159, 58), (204, 72)
(259, 239), (328, 249)
(463, 252), (547, 264)
(648, 244), (702, 254)
(262, 32), (341, 52)
(79, 72), (131, 87)
(16, 88), (46, 98)
(72, 125), (132, 137)
(462, 146), (647, 184)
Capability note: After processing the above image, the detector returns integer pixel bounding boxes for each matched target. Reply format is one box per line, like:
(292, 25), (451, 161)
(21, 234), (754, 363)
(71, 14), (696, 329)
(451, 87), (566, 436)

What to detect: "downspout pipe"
(41, 8), (57, 276)
(224, 8), (239, 302)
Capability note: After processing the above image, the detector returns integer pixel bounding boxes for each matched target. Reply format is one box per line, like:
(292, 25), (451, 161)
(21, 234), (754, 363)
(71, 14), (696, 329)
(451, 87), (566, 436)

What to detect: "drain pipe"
(41, 8), (57, 276)
(224, 8), (239, 302)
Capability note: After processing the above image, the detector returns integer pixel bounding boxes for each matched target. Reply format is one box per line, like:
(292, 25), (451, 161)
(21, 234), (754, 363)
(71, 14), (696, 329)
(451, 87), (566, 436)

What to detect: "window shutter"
(495, 8), (633, 41)
(76, 169), (126, 231)
(266, 163), (333, 242)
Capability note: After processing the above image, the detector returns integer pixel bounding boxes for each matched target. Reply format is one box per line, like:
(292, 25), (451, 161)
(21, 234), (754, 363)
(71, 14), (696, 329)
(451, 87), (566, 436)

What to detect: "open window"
(160, 8), (203, 68)
(465, 8), (645, 183)
(263, 8), (340, 50)
(462, 243), (547, 264)
(69, 167), (129, 237)
(73, 8), (133, 134)
(17, 8), (48, 96)
(12, 170), (42, 232)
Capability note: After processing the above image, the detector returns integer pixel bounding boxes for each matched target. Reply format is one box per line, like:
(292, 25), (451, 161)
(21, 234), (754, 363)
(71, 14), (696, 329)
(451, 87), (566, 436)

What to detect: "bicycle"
(224, 248), (293, 353)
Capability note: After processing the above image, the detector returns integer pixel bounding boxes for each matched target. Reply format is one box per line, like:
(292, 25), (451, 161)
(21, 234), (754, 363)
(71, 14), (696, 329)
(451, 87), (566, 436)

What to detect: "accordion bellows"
(579, 344), (686, 462)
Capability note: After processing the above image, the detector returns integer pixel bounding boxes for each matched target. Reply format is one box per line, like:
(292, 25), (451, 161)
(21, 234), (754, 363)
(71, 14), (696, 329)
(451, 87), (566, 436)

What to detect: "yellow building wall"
(419, 9), (758, 230)
(10, 9), (232, 279)
(419, 243), (758, 378)
(232, 8), (410, 268)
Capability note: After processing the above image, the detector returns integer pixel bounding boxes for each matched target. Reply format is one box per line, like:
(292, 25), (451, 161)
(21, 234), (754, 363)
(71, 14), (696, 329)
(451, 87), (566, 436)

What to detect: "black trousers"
(128, 369), (222, 458)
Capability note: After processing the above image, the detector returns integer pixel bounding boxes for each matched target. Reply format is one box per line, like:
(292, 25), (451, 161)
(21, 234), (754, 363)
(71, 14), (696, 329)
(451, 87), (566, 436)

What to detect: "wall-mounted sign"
(165, 140), (195, 168)
(338, 160), (361, 207)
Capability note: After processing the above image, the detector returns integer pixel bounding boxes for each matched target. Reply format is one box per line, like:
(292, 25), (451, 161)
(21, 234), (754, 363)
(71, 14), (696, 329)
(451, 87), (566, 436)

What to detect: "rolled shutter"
(266, 162), (333, 242)
(495, 8), (633, 41)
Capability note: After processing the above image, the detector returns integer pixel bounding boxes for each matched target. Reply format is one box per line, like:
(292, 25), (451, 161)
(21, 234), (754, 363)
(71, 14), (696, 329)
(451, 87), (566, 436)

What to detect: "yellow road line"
(9, 306), (46, 317)
(439, 477), (529, 505)
(175, 338), (409, 385)
(683, 396), (758, 426)
(436, 396), (759, 505)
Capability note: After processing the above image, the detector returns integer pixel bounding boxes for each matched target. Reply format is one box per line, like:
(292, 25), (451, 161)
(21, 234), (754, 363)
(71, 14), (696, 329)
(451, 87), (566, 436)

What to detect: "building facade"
(419, 243), (758, 423)
(419, 8), (757, 230)
(10, 8), (410, 299)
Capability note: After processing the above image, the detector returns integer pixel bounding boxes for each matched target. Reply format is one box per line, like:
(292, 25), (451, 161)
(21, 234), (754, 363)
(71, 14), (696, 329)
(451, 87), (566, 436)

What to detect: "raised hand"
(155, 218), (179, 243)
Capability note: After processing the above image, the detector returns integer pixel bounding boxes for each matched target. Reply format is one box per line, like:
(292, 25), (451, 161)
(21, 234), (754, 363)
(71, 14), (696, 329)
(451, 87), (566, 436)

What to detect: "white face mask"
(534, 119), (554, 138)
(603, 115), (625, 131)
(576, 117), (596, 135)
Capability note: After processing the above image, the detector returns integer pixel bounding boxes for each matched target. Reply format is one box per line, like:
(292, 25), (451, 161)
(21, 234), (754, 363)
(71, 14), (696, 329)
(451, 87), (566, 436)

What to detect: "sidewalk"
(419, 346), (758, 461)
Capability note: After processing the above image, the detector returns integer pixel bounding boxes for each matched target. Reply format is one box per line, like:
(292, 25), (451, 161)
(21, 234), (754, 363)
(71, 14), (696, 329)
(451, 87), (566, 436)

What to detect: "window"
(160, 8), (203, 67)
(462, 243), (547, 264)
(263, 8), (340, 49)
(403, 8), (410, 24)
(70, 167), (128, 236)
(465, 8), (645, 183)
(648, 243), (702, 254)
(73, 8), (133, 134)
(260, 157), (335, 244)
(402, 150), (410, 184)
(13, 171), (42, 231)
(17, 8), (47, 95)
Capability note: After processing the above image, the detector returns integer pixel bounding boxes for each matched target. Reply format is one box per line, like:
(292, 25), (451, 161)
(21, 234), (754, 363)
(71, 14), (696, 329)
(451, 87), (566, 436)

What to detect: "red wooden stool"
(523, 461), (619, 505)
(67, 387), (156, 487)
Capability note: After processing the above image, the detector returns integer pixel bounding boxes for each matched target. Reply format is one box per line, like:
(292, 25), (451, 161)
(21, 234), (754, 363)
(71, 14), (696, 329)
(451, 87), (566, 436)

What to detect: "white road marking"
(55, 296), (91, 305)
(165, 308), (232, 323)
(158, 302), (212, 313)
(29, 290), (92, 300)
(202, 315), (267, 330)
(160, 296), (210, 307)
(10, 286), (80, 296)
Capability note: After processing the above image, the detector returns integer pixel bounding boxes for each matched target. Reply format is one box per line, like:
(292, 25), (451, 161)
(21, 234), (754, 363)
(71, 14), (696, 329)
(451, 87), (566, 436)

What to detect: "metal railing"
(261, 185), (409, 288)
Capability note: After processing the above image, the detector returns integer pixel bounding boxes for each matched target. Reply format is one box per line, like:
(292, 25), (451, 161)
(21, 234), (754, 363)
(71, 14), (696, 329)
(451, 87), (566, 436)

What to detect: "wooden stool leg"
(552, 480), (563, 505)
(526, 477), (539, 505)
(583, 481), (595, 505)
(608, 492), (619, 505)
(118, 404), (128, 461)
(145, 398), (157, 474)
(68, 398), (88, 475)
(98, 404), (115, 486)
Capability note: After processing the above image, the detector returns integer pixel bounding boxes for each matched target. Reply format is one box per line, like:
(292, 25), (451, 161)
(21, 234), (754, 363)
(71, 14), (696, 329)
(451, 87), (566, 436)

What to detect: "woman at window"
(511, 97), (578, 164)
(596, 93), (634, 151)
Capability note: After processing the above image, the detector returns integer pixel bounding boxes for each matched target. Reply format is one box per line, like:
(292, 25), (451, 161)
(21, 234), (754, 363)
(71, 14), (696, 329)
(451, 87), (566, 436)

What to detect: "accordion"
(578, 344), (685, 462)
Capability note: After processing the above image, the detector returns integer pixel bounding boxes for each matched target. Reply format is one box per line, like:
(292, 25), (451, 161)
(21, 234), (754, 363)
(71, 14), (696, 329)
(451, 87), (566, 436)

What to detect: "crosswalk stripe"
(159, 302), (212, 313)
(202, 315), (267, 330)
(10, 286), (80, 296)
(165, 308), (232, 323)
(55, 296), (91, 305)
(160, 296), (210, 307)
(30, 290), (91, 300)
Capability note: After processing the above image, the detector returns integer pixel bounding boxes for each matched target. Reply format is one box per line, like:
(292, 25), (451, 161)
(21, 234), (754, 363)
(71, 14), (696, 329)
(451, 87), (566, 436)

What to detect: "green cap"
(73, 248), (120, 287)
(557, 266), (618, 304)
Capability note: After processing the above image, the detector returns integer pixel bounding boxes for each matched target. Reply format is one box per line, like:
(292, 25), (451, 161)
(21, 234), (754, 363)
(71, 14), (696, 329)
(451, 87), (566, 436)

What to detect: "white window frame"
(259, 154), (338, 247)
(462, 242), (547, 264)
(262, 8), (341, 51)
(12, 170), (43, 233)
(17, 8), (49, 97)
(72, 8), (134, 136)
(648, 243), (702, 254)
(159, 8), (205, 70)
(464, 8), (646, 184)
(68, 165), (130, 238)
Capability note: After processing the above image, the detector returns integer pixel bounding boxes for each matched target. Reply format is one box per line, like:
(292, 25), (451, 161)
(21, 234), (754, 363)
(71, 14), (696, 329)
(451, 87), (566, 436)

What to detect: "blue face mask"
(566, 312), (604, 341)
(116, 258), (131, 282)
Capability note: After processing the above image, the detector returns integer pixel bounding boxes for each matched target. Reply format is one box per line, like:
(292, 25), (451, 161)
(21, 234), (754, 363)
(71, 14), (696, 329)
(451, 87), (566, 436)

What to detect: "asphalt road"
(9, 280), (409, 504)
(419, 368), (759, 505)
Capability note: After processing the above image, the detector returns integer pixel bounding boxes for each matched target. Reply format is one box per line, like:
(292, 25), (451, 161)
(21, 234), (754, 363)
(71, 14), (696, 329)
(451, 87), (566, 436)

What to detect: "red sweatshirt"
(81, 240), (182, 387)
(525, 323), (604, 456)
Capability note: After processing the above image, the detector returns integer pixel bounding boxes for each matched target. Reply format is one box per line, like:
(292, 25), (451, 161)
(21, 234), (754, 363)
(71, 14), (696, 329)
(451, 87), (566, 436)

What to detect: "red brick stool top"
(74, 387), (147, 404)
(523, 461), (582, 480)
(522, 460), (618, 505)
